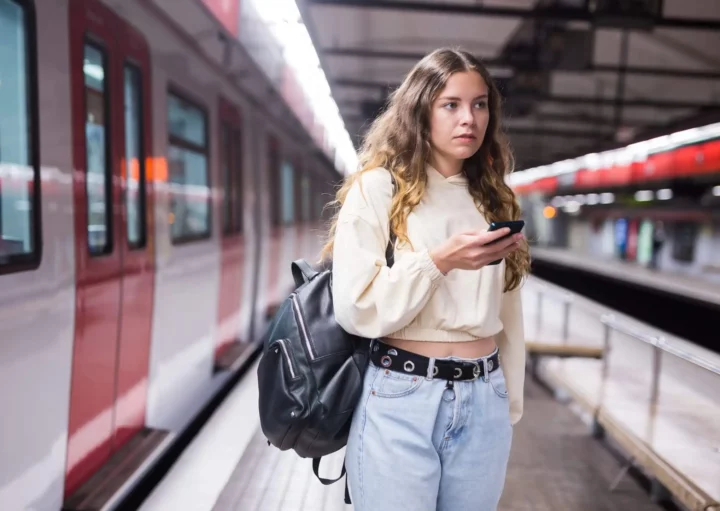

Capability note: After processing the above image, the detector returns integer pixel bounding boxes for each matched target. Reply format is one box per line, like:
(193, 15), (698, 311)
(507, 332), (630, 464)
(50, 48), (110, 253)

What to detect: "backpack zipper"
(277, 339), (297, 379)
(291, 294), (315, 360)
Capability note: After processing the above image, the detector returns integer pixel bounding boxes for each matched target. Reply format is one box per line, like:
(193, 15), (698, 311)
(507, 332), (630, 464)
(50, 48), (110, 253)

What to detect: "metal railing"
(528, 277), (720, 406)
(527, 276), (720, 506)
(600, 313), (720, 376)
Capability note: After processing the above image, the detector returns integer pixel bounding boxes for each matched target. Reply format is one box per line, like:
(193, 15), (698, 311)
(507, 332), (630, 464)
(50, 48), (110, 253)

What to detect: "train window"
(280, 161), (295, 225)
(124, 64), (146, 248)
(167, 91), (209, 242)
(84, 43), (112, 256)
(0, 0), (39, 271)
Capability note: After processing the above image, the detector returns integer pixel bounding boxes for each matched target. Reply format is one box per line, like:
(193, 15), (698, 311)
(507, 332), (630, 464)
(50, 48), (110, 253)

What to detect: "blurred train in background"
(0, 0), (339, 509)
(510, 123), (720, 281)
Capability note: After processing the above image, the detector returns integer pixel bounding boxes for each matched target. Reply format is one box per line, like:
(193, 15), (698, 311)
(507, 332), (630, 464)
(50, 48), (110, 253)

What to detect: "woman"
(321, 48), (530, 511)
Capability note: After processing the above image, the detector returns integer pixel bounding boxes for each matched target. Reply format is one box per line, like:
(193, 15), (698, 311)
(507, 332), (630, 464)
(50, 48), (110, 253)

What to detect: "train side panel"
(0, 0), (342, 508)
(0, 0), (76, 509)
(122, 3), (224, 431)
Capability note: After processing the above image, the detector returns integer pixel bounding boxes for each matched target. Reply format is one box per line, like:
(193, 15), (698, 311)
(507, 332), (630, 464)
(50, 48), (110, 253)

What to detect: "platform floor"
(210, 378), (664, 511)
(531, 246), (720, 307)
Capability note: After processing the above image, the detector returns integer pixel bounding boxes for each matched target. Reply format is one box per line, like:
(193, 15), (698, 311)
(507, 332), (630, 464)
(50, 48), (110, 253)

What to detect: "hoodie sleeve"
(331, 168), (445, 339)
(495, 284), (526, 425)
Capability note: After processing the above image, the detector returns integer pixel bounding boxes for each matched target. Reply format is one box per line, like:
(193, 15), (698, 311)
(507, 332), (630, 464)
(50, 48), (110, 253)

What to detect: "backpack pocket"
(258, 338), (307, 450)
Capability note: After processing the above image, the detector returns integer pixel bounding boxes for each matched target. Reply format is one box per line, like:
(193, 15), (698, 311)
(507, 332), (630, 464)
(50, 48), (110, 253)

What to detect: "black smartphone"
(486, 220), (525, 265)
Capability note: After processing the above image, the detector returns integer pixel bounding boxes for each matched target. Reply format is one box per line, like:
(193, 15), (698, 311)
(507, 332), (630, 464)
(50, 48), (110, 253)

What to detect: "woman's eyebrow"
(437, 94), (488, 101)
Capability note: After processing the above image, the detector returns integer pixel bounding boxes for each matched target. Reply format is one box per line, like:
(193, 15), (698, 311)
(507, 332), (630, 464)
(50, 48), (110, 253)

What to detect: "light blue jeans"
(345, 346), (513, 511)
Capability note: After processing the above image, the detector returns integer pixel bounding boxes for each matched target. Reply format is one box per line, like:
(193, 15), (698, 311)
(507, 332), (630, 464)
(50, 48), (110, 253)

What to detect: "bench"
(537, 360), (720, 511)
(526, 341), (604, 359)
(525, 341), (605, 385)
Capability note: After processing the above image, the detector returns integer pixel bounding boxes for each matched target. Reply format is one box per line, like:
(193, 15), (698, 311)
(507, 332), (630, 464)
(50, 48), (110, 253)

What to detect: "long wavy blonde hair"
(321, 48), (530, 291)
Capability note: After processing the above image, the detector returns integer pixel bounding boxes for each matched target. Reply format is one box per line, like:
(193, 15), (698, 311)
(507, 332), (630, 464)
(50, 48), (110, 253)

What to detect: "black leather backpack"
(257, 181), (395, 502)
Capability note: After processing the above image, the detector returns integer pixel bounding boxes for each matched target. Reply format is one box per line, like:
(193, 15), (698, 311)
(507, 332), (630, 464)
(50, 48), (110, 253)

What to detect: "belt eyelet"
(380, 355), (392, 368)
(454, 367), (462, 379)
(404, 360), (415, 372)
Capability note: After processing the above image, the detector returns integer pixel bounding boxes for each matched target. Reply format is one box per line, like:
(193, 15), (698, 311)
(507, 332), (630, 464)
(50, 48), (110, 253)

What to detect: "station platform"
(531, 246), (720, 307)
(138, 362), (664, 511)
(138, 276), (720, 511)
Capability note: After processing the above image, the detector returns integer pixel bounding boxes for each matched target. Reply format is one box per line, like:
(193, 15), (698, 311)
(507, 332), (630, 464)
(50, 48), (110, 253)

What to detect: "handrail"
(530, 276), (720, 376)
(601, 313), (720, 376)
(535, 281), (574, 303)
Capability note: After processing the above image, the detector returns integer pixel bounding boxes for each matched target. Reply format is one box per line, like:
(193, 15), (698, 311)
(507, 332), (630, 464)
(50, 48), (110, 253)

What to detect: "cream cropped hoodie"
(331, 165), (526, 425)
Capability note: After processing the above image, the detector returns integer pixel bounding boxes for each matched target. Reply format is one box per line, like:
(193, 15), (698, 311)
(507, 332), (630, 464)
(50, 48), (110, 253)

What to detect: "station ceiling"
(297, 0), (720, 169)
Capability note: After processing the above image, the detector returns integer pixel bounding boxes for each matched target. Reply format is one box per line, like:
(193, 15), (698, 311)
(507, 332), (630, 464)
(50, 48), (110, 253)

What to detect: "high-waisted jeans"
(345, 344), (513, 511)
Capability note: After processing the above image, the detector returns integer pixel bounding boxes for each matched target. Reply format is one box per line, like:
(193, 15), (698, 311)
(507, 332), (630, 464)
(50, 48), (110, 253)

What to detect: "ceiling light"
(600, 193), (615, 204)
(634, 190), (654, 202)
(656, 189), (673, 200)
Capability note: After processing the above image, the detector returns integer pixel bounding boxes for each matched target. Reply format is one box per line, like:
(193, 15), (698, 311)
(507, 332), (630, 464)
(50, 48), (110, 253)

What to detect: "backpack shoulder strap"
(312, 456), (346, 485)
(291, 259), (319, 287)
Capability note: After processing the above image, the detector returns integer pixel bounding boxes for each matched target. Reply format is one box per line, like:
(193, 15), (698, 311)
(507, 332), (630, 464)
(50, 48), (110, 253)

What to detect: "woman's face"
(428, 70), (489, 171)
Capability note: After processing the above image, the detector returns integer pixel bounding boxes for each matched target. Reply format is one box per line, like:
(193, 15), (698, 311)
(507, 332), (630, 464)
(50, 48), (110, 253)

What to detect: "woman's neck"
(429, 153), (463, 178)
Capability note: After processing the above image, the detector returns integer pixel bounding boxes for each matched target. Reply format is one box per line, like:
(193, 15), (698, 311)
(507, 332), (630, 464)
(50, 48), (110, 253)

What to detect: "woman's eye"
(475, 101), (487, 109)
(443, 102), (457, 109)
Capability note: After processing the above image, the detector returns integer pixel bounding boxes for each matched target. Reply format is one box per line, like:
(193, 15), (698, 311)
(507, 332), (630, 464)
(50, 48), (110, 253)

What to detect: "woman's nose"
(460, 107), (475, 125)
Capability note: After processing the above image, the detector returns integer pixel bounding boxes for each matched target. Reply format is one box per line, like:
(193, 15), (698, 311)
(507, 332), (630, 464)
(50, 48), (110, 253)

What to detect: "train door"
(65, 0), (154, 496)
(113, 9), (155, 450)
(215, 98), (245, 362)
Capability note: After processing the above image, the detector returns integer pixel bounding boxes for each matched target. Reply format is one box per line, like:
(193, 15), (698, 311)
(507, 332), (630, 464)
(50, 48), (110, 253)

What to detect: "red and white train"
(0, 0), (337, 509)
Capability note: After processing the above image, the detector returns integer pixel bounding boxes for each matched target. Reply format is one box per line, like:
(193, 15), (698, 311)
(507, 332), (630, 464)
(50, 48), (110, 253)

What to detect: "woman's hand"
(430, 228), (523, 274)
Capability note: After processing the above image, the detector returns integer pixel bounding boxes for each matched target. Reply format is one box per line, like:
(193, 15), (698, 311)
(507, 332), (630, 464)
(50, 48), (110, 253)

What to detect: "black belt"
(370, 340), (500, 382)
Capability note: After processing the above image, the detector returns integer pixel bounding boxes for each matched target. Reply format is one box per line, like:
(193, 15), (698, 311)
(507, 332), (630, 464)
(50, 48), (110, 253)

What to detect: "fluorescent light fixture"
(551, 196), (566, 207)
(510, 121), (720, 190)
(586, 193), (599, 205)
(582, 153), (602, 170)
(646, 135), (670, 154)
(600, 193), (615, 204)
(634, 190), (654, 201)
(656, 188), (673, 200)
(600, 150), (619, 168)
(551, 159), (576, 175)
(712, 185), (720, 197)
(248, 0), (357, 173)
(563, 201), (581, 214)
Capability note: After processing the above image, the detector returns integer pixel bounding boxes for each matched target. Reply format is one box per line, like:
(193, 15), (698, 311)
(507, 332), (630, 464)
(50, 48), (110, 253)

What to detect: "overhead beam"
(323, 47), (720, 80)
(536, 112), (649, 127)
(333, 79), (717, 109)
(508, 127), (604, 139)
(308, 0), (720, 31)
(342, 115), (607, 139)
(341, 107), (649, 128)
